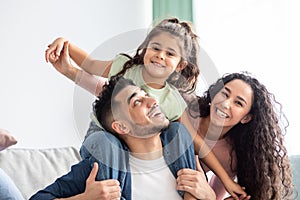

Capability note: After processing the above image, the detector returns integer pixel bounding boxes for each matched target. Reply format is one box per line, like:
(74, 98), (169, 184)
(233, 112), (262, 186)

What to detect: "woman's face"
(143, 32), (184, 82)
(210, 79), (253, 129)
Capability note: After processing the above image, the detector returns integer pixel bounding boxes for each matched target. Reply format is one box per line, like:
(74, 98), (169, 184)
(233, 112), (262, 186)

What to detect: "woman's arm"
(180, 110), (247, 200)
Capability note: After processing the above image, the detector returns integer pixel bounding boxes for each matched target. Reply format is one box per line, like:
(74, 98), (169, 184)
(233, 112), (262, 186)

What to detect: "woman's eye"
(221, 92), (228, 97)
(236, 101), (243, 107)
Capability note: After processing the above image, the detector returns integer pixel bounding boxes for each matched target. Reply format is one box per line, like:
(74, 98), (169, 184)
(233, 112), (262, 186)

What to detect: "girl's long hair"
(115, 17), (200, 93)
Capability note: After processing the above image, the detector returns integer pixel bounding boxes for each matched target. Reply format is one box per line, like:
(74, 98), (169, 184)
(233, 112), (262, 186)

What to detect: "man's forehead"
(114, 85), (141, 103)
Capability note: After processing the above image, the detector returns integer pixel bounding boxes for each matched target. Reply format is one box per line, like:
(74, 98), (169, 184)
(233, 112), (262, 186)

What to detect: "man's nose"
(146, 96), (157, 107)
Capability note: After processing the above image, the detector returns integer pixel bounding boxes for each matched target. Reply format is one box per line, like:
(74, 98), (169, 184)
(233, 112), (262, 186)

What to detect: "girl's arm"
(180, 110), (246, 200)
(46, 37), (112, 76)
(48, 41), (107, 96)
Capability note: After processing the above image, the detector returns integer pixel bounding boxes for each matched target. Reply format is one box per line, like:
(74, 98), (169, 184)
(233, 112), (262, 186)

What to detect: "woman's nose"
(222, 100), (230, 109)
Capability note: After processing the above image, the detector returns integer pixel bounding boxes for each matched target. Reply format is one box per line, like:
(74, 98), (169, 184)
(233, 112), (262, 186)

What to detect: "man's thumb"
(195, 155), (202, 172)
(87, 162), (99, 182)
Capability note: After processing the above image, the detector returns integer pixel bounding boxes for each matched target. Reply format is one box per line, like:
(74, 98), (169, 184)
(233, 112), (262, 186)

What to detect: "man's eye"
(133, 99), (141, 106)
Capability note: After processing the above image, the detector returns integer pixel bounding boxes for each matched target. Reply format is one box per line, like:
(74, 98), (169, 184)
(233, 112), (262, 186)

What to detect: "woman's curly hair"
(189, 72), (297, 199)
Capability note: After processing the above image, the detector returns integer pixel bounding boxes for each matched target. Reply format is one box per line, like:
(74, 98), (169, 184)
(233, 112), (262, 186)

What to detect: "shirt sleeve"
(75, 70), (108, 96)
(108, 55), (130, 79)
(29, 159), (92, 200)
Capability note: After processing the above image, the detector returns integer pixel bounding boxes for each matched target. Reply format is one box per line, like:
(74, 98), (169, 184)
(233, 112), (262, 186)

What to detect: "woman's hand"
(223, 178), (249, 200)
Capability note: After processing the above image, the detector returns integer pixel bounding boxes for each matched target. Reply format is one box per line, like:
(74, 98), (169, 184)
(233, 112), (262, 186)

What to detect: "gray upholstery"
(0, 147), (81, 199)
(290, 154), (300, 196)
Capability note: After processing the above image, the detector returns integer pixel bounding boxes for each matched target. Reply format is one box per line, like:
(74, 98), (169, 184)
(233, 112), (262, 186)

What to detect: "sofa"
(0, 126), (299, 200)
(0, 146), (81, 199)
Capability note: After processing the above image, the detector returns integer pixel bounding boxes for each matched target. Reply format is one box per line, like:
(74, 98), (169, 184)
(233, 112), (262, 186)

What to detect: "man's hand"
(83, 162), (121, 200)
(177, 156), (216, 200)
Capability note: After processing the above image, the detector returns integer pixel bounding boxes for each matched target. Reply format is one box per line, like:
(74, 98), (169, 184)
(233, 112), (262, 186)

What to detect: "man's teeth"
(216, 109), (228, 118)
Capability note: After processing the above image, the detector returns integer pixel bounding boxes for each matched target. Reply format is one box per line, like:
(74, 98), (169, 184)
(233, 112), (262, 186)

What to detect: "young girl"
(46, 18), (247, 199)
(183, 72), (296, 200)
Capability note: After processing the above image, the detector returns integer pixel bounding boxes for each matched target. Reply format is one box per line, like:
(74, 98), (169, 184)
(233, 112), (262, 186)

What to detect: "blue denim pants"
(0, 168), (24, 200)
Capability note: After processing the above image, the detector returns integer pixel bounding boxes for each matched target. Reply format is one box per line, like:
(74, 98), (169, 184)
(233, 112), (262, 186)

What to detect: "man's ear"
(241, 114), (252, 124)
(111, 121), (130, 134)
(176, 61), (188, 72)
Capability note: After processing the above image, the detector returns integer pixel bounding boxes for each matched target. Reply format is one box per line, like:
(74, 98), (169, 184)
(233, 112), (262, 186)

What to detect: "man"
(30, 76), (216, 200)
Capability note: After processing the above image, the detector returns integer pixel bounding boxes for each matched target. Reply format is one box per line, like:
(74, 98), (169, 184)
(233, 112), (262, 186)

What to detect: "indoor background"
(0, 0), (299, 157)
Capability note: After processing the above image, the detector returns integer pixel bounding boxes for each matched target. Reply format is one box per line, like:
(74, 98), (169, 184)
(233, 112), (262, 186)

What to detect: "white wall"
(0, 0), (152, 149)
(1, 0), (299, 156)
(194, 0), (300, 155)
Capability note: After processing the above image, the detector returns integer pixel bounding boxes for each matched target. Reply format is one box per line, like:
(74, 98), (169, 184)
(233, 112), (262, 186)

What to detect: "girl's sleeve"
(75, 70), (108, 96)
(108, 55), (130, 79)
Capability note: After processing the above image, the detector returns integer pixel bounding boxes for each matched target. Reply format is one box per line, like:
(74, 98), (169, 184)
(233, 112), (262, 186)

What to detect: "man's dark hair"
(93, 75), (136, 133)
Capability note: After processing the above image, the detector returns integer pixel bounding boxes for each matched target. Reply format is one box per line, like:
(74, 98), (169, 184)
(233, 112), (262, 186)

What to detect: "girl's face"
(143, 32), (185, 82)
(210, 79), (253, 130)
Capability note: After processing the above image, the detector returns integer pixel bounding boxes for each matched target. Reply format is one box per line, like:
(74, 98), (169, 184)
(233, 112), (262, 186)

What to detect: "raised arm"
(46, 37), (112, 76)
(180, 110), (247, 200)
(47, 41), (107, 96)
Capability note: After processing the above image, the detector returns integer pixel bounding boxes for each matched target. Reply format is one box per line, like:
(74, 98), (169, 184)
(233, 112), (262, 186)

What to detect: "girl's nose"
(155, 50), (165, 60)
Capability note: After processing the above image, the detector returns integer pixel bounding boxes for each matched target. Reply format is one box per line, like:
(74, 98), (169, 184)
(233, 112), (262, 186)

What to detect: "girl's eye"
(151, 46), (160, 51)
(167, 51), (175, 56)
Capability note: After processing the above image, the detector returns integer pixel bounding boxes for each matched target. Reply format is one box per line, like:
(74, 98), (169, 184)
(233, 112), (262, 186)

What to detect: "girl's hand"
(45, 37), (67, 63)
(48, 41), (75, 77)
(177, 156), (216, 200)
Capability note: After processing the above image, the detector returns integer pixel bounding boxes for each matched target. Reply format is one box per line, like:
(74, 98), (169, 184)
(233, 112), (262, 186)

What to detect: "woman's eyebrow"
(225, 86), (247, 104)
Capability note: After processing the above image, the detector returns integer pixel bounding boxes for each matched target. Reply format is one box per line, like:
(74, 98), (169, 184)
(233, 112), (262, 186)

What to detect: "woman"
(185, 72), (296, 200)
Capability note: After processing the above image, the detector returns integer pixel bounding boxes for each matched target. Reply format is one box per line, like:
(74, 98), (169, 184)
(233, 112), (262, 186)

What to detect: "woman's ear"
(176, 61), (188, 72)
(111, 121), (130, 134)
(241, 114), (252, 124)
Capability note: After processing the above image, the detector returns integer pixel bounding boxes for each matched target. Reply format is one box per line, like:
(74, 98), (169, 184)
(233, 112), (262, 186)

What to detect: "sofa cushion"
(290, 154), (300, 196)
(0, 147), (81, 199)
